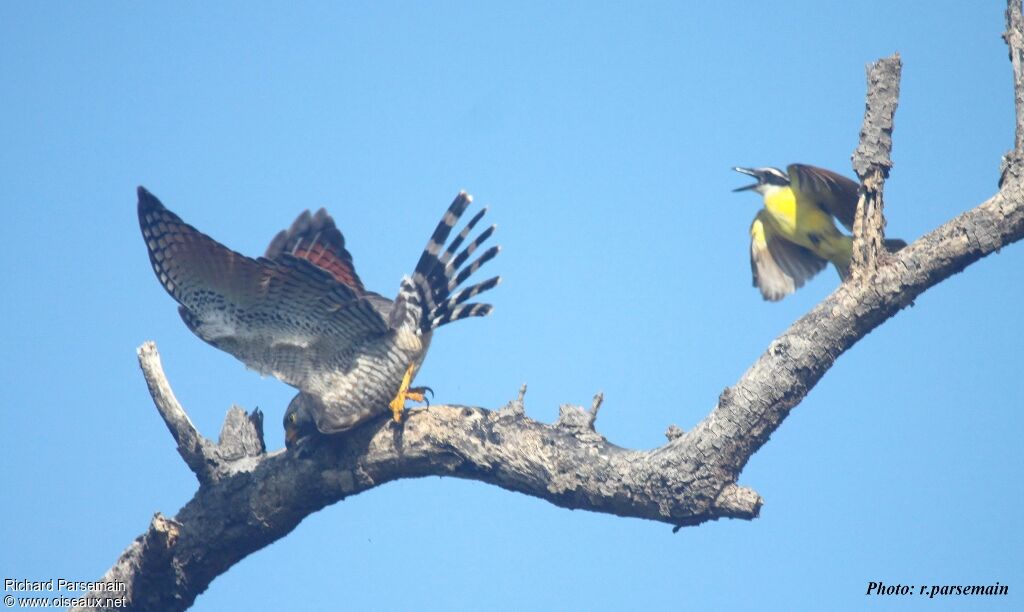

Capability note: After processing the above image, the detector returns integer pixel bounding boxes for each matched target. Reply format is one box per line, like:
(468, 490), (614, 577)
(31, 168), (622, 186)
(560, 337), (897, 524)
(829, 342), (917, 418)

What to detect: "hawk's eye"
(288, 413), (297, 424)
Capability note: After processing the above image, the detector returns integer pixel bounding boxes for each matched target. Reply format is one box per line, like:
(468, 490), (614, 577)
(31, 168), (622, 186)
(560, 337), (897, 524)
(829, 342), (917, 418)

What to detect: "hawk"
(137, 188), (500, 447)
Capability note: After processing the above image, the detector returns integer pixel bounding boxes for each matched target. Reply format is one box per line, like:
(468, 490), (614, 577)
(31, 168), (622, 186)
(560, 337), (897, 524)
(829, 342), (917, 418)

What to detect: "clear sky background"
(2, 2), (1021, 610)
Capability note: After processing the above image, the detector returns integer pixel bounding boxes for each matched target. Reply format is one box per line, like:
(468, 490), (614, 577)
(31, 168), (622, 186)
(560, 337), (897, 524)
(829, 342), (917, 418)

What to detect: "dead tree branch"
(851, 53), (901, 276)
(1005, 0), (1024, 153)
(77, 3), (1024, 610)
(137, 343), (265, 485)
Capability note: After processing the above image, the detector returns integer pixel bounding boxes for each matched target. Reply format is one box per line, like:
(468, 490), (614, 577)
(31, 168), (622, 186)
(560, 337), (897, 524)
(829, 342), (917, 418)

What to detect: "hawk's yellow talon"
(389, 363), (417, 422)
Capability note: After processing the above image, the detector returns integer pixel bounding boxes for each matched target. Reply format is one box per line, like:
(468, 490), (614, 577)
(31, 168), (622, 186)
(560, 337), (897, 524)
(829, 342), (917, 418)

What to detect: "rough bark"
(851, 54), (901, 276)
(75, 3), (1024, 610)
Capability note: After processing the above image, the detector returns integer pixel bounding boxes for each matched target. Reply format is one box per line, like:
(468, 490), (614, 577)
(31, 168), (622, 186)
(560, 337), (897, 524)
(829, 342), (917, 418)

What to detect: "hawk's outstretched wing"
(265, 207), (367, 295)
(137, 187), (389, 389)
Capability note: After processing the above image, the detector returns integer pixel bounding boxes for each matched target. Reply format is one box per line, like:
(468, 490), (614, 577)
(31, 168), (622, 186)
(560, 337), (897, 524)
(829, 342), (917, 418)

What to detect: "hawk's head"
(284, 393), (320, 450)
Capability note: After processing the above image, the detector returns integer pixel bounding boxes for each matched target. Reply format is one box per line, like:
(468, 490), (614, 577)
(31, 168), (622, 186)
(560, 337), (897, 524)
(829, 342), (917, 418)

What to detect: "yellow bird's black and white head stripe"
(732, 164), (906, 301)
(137, 188), (500, 448)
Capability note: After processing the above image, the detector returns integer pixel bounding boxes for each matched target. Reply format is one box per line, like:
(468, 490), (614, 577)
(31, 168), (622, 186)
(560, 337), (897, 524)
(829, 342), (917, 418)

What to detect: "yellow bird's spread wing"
(750, 210), (828, 301)
(787, 164), (860, 231)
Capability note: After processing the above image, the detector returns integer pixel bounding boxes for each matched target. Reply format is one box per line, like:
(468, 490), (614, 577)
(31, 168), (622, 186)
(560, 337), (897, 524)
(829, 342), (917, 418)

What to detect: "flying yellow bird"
(732, 164), (905, 301)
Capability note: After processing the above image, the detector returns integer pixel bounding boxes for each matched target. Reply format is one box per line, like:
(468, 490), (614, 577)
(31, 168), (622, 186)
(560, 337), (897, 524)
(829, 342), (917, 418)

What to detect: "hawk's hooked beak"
(285, 427), (298, 450)
(732, 167), (761, 192)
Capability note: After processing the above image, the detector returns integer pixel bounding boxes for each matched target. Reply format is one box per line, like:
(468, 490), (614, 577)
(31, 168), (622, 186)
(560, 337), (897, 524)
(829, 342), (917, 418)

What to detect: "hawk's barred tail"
(446, 242), (499, 294)
(431, 303), (493, 329)
(397, 191), (501, 334)
(437, 207), (488, 271)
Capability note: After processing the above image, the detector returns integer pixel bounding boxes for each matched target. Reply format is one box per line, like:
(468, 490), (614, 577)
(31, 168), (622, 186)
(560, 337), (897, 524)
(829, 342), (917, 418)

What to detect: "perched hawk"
(137, 188), (500, 447)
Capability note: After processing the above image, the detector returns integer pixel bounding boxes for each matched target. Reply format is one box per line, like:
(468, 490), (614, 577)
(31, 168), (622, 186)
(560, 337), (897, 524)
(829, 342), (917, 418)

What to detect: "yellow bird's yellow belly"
(763, 187), (849, 262)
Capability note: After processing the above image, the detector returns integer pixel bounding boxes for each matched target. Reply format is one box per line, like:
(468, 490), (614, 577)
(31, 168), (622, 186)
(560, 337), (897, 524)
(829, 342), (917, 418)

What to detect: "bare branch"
(591, 391), (604, 414)
(852, 54), (902, 179)
(137, 342), (212, 482)
(1005, 0), (1024, 152)
(499, 383), (528, 417)
(79, 358), (763, 610)
(136, 342), (266, 485)
(72, 513), (182, 611)
(851, 54), (902, 276)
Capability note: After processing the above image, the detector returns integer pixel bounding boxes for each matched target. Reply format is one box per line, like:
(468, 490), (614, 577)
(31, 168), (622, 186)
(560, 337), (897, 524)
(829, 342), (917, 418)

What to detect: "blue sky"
(1, 2), (1020, 610)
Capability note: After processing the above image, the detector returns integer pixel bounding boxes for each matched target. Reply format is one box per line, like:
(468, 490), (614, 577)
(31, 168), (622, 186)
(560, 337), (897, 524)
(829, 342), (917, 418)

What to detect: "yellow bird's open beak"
(732, 167), (760, 192)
